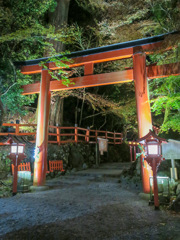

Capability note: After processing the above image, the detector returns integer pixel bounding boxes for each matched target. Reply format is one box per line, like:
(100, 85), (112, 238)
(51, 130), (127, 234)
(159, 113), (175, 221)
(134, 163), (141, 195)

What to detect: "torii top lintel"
(17, 31), (178, 75)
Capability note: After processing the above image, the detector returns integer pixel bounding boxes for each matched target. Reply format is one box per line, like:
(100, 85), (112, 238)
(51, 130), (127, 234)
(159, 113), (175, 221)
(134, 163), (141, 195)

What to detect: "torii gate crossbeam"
(22, 63), (180, 95)
(16, 32), (180, 193)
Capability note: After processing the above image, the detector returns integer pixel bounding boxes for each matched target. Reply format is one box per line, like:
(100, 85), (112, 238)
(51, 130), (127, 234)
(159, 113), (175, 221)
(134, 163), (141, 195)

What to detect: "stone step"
(70, 162), (132, 179)
(46, 162), (132, 186)
(71, 169), (123, 178)
(97, 162), (132, 170)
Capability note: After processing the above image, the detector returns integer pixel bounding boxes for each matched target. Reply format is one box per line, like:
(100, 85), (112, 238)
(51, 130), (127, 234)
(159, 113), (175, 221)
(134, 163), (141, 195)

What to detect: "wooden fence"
(0, 123), (123, 145)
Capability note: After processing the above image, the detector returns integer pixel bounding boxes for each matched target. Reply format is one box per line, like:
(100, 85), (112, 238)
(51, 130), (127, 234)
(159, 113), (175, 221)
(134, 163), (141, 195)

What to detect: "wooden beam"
(21, 65), (42, 75)
(22, 82), (40, 95)
(147, 62), (180, 79)
(22, 70), (133, 95)
(21, 42), (162, 74)
(22, 62), (180, 95)
(51, 70), (133, 92)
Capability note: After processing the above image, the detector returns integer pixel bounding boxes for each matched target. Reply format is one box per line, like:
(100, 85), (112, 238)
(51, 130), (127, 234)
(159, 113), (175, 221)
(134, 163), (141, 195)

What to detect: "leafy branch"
(39, 53), (75, 87)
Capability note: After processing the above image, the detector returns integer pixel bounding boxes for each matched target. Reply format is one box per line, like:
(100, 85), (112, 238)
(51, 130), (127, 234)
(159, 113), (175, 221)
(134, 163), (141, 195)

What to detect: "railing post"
(95, 129), (98, 143)
(33, 124), (37, 142)
(105, 130), (107, 139)
(56, 124), (61, 145)
(75, 124), (78, 143)
(86, 127), (90, 143)
(15, 124), (19, 136)
(133, 145), (136, 162)
(130, 145), (133, 162)
(34, 133), (36, 142)
(113, 131), (116, 145)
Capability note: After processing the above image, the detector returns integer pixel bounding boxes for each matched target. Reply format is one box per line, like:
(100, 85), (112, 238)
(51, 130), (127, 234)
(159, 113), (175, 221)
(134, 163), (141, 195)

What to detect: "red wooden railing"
(12, 161), (65, 174)
(11, 162), (31, 174)
(0, 123), (123, 145)
(49, 160), (65, 172)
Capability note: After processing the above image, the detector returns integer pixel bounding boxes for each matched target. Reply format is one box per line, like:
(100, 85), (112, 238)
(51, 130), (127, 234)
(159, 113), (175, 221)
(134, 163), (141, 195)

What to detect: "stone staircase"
(71, 162), (132, 178)
(46, 162), (133, 187)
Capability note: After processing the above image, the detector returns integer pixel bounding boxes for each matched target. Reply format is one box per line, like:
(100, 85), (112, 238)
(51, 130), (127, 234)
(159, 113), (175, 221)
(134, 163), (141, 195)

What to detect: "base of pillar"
(154, 206), (160, 210)
(30, 185), (49, 192)
(138, 192), (150, 201)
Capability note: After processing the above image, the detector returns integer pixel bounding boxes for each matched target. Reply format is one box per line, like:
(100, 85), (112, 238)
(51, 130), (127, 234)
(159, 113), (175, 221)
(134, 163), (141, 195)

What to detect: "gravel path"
(0, 175), (180, 240)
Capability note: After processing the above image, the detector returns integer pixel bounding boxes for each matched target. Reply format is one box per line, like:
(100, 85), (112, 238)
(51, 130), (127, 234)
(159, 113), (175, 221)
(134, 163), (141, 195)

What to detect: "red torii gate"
(17, 32), (180, 193)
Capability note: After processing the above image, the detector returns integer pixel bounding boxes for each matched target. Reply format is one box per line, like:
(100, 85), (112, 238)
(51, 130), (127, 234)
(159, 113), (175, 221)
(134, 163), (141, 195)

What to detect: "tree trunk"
(48, 0), (70, 128)
(48, 0), (70, 53)
(49, 95), (64, 127)
(0, 97), (4, 128)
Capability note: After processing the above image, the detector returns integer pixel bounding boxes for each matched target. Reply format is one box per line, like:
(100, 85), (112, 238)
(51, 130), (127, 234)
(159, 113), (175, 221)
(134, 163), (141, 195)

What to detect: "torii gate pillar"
(133, 52), (153, 193)
(33, 70), (51, 186)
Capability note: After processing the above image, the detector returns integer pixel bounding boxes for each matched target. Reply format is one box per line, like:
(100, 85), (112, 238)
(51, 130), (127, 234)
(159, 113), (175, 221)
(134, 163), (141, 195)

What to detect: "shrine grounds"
(0, 173), (180, 240)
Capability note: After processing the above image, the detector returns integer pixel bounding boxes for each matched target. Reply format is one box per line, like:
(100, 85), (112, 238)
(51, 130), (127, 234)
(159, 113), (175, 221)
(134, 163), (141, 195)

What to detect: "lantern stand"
(8, 140), (26, 196)
(137, 130), (166, 210)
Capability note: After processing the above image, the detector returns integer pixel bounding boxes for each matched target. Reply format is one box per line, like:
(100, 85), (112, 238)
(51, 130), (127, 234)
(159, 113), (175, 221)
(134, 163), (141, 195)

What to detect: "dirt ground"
(0, 174), (180, 240)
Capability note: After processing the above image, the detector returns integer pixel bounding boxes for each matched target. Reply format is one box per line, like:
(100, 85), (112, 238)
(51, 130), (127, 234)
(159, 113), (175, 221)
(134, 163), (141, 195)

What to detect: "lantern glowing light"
(11, 143), (25, 154)
(147, 144), (158, 155)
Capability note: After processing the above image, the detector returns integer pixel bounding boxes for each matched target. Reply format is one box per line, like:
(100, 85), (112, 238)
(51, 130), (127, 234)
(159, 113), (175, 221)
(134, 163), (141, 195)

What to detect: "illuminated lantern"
(137, 130), (166, 209)
(8, 140), (26, 195)
(11, 143), (25, 154)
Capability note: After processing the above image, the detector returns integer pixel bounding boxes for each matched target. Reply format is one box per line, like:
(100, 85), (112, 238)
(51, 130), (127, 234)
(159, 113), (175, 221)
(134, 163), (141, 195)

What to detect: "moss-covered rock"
(0, 147), (11, 178)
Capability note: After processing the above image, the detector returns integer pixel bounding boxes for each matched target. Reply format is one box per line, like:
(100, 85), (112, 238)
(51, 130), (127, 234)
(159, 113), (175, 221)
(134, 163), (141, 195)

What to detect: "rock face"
(47, 143), (129, 170)
(47, 143), (96, 170)
(171, 193), (180, 212)
(176, 183), (180, 196)
(69, 146), (84, 168)
(107, 143), (130, 163)
(170, 183), (180, 212)
(0, 146), (11, 179)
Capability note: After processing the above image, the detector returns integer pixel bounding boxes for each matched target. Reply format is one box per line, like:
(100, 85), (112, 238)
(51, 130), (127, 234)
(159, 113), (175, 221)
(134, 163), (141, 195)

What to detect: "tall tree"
(48, 0), (71, 128)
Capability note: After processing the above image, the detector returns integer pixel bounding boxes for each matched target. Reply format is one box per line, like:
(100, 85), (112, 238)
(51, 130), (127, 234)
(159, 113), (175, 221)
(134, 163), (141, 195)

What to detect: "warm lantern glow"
(11, 144), (24, 154)
(11, 145), (17, 154)
(147, 144), (158, 155)
(18, 146), (24, 153)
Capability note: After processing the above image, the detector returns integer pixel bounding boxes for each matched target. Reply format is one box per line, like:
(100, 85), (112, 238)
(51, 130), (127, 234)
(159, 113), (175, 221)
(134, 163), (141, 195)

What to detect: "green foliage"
(71, 24), (101, 50)
(148, 46), (180, 65)
(0, 1), (78, 120)
(0, 24), (78, 50)
(1, 70), (36, 115)
(145, 0), (180, 33)
(75, 0), (150, 45)
(0, 151), (11, 172)
(75, 0), (108, 17)
(149, 75), (180, 133)
(40, 53), (75, 87)
(0, 0), (56, 33)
